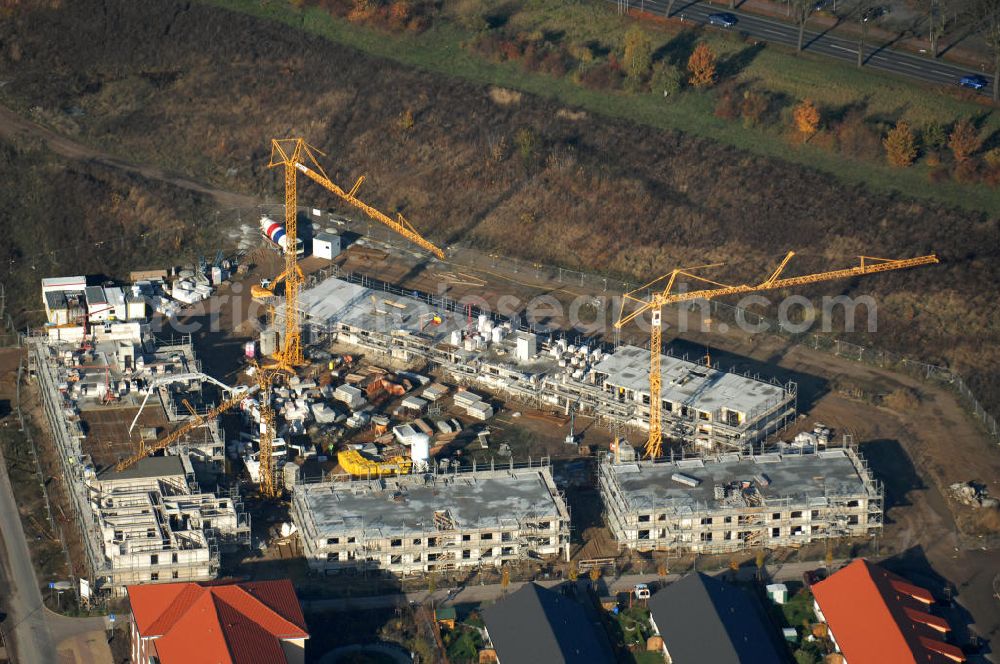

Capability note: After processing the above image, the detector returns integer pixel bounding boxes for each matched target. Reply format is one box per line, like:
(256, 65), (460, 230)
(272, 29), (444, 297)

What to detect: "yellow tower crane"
(252, 362), (280, 499)
(115, 387), (256, 472)
(261, 138), (445, 374)
(614, 252), (939, 460)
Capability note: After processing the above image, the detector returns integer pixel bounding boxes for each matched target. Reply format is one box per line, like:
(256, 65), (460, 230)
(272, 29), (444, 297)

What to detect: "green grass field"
(201, 0), (999, 213)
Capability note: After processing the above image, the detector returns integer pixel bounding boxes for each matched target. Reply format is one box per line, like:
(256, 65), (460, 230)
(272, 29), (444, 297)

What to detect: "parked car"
(707, 12), (738, 28)
(959, 74), (988, 91)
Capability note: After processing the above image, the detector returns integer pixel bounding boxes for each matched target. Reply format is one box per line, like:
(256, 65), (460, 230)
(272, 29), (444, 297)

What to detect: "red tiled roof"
(812, 559), (965, 664)
(127, 580), (308, 664)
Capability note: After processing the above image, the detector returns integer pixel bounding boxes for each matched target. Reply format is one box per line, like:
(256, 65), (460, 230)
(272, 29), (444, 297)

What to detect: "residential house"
(127, 579), (309, 664)
(647, 572), (785, 664)
(812, 559), (966, 664)
(482, 582), (615, 664)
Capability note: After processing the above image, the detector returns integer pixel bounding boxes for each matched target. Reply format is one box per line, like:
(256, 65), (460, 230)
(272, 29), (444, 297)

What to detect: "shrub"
(650, 62), (683, 97)
(687, 43), (717, 88)
(539, 51), (569, 77)
(714, 87), (740, 120)
(883, 121), (917, 168)
(515, 128), (538, 168)
(921, 121), (947, 152)
(793, 99), (819, 139)
(389, 0), (412, 27)
(836, 111), (880, 160)
(577, 62), (624, 91)
(398, 108), (414, 131)
(953, 158), (981, 184)
(948, 119), (981, 163)
(928, 167), (950, 183)
(740, 90), (768, 128)
(985, 147), (1000, 169)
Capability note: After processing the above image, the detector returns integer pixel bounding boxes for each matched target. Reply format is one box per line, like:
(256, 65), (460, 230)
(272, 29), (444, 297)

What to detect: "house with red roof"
(127, 579), (309, 664)
(811, 559), (965, 664)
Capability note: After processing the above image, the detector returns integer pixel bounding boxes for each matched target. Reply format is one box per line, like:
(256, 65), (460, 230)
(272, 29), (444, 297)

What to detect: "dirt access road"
(0, 104), (257, 210)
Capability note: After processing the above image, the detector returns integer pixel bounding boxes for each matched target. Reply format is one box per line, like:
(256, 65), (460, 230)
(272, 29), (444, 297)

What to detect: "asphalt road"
(0, 439), (57, 663)
(623, 0), (993, 95)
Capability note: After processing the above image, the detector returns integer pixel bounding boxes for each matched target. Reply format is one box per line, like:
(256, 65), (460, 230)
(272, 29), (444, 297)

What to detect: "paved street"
(620, 0), (993, 94)
(0, 440), (57, 663)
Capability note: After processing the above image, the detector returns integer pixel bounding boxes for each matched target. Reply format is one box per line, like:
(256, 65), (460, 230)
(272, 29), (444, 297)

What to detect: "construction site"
(284, 274), (797, 449)
(598, 446), (883, 554)
(291, 460), (570, 576)
(22, 137), (943, 604)
(25, 319), (251, 596)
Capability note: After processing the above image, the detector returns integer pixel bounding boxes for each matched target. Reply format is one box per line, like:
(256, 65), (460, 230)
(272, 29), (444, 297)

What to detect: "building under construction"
(86, 456), (249, 595)
(591, 345), (796, 449)
(26, 321), (246, 597)
(281, 275), (796, 450)
(598, 447), (882, 554)
(291, 461), (570, 576)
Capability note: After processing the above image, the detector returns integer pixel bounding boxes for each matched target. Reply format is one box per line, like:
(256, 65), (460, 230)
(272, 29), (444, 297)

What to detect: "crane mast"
(264, 138), (446, 375)
(615, 252), (939, 460)
(253, 363), (279, 499)
(267, 139), (308, 373)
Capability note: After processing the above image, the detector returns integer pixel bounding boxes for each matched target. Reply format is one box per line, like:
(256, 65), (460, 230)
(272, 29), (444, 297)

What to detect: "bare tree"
(972, 0), (1000, 102)
(857, 0), (873, 67)
(790, 0), (814, 53)
(927, 0), (943, 58)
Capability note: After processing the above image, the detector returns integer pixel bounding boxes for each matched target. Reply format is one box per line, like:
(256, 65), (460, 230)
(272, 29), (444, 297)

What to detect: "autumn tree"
(793, 99), (820, 139)
(687, 43), (717, 88)
(883, 121), (917, 167)
(755, 549), (766, 581)
(567, 563), (579, 582)
(589, 565), (602, 590)
(623, 26), (653, 85)
(501, 564), (510, 594)
(949, 118), (982, 162)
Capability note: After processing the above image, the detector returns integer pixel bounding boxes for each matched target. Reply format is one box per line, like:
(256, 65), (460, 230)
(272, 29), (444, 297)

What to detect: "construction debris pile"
(949, 481), (998, 509)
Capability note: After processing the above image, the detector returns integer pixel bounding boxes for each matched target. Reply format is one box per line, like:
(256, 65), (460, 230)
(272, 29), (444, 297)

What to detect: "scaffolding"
(292, 461), (571, 576)
(599, 447), (882, 555)
(85, 472), (250, 595)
